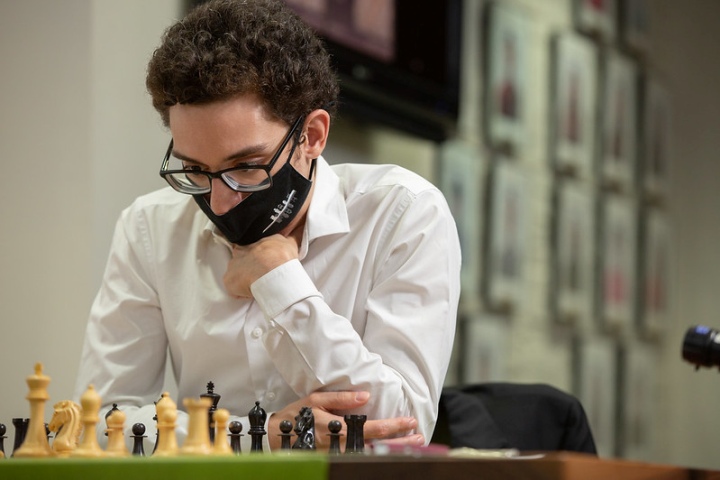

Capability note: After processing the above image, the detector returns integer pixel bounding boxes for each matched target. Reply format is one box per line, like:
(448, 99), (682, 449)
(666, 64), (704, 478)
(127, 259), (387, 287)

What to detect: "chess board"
(1, 452), (716, 480)
(0, 454), (325, 480)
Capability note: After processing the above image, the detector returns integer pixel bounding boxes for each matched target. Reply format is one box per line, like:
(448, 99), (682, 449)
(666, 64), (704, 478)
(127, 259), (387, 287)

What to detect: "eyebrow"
(171, 142), (272, 166)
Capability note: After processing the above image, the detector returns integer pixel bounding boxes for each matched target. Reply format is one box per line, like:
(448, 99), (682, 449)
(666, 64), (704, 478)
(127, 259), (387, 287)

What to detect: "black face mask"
(193, 158), (315, 246)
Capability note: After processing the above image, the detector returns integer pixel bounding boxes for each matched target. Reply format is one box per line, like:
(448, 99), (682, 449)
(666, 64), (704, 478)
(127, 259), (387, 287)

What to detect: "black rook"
(343, 414), (366, 454)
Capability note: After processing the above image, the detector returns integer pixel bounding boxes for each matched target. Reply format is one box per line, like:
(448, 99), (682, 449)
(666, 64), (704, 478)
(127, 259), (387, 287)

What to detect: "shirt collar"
(299, 156), (350, 256)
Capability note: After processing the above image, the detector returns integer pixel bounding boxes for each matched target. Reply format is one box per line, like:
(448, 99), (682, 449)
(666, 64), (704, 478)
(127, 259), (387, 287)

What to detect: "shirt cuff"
(251, 259), (321, 318)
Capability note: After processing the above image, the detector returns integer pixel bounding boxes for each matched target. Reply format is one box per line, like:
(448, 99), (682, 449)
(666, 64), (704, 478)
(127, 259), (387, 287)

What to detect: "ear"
(301, 109), (330, 159)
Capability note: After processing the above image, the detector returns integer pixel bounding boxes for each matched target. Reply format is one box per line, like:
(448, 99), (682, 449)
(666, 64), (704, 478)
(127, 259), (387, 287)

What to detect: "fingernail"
(408, 418), (417, 428)
(355, 391), (370, 401)
(415, 435), (425, 445)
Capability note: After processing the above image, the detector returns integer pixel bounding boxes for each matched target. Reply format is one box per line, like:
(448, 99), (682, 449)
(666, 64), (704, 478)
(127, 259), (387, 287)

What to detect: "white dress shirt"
(75, 157), (461, 451)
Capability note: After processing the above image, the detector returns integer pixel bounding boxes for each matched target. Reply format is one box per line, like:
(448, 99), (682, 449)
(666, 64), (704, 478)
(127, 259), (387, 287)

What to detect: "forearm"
(253, 261), (456, 441)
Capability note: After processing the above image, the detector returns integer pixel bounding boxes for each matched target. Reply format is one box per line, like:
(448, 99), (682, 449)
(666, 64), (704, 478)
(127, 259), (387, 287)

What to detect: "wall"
(0, 0), (719, 470)
(0, 0), (177, 436)
(648, 0), (720, 469)
(0, 0), (94, 430)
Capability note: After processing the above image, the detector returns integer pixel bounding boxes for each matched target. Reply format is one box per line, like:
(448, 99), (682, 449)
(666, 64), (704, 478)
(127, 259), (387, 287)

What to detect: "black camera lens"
(682, 325), (720, 369)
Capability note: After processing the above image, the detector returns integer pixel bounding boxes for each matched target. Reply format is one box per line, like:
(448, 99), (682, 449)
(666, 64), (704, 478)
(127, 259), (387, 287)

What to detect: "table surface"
(2, 451), (719, 480)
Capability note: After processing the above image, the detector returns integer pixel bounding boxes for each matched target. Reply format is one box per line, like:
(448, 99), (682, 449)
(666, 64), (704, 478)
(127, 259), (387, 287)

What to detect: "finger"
(363, 417), (417, 440)
(306, 391), (371, 411)
(373, 434), (425, 446)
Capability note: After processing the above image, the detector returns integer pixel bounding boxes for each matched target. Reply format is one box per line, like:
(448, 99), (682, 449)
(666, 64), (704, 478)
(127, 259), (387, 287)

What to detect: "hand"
(223, 234), (300, 298)
(268, 391), (423, 452)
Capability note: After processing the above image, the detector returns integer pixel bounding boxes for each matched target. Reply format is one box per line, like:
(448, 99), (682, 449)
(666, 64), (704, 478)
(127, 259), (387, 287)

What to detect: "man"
(75, 0), (461, 452)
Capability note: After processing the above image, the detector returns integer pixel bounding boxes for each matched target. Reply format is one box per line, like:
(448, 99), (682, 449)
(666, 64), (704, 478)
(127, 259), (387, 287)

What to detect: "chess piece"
(228, 421), (243, 455)
(248, 401), (267, 453)
(211, 408), (232, 456)
(14, 363), (55, 458)
(10, 418), (28, 457)
(105, 410), (130, 457)
(131, 423), (147, 456)
(180, 397), (213, 456)
(344, 414), (366, 454)
(278, 420), (293, 451)
(353, 415), (366, 453)
(344, 415), (356, 454)
(153, 392), (179, 457)
(151, 412), (159, 454)
(0, 423), (6, 459)
(327, 420), (342, 455)
(200, 381), (221, 443)
(48, 400), (82, 457)
(292, 407), (316, 450)
(105, 403), (119, 418)
(71, 384), (105, 457)
(104, 403), (120, 435)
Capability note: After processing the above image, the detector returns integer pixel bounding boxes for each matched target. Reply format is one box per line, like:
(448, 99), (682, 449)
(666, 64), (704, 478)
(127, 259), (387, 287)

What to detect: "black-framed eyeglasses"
(159, 116), (303, 195)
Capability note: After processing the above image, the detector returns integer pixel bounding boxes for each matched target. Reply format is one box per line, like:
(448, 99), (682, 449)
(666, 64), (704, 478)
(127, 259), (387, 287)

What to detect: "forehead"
(168, 95), (285, 159)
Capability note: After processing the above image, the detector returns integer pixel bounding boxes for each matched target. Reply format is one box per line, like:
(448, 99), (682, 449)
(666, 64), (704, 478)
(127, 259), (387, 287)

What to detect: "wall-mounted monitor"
(285, 0), (462, 142)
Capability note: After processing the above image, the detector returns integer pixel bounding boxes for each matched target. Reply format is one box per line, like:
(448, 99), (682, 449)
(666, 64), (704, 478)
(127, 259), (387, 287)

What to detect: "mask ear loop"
(296, 131), (317, 180)
(308, 156), (317, 180)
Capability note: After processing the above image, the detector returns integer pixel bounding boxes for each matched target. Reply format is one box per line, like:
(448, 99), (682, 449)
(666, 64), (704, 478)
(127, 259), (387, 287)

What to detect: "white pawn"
(105, 410), (130, 457)
(153, 392), (179, 457)
(212, 409), (232, 456)
(71, 384), (105, 458)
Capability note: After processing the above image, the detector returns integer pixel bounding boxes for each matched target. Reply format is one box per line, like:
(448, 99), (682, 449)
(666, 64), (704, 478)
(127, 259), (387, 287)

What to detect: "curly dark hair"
(146, 0), (339, 127)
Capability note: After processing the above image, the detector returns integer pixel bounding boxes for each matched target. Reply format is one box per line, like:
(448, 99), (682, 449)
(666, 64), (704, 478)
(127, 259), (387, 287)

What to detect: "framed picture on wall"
(618, 343), (657, 461)
(573, 336), (618, 458)
(641, 77), (672, 203)
(461, 313), (509, 384)
(485, 2), (530, 157)
(639, 209), (671, 339)
(619, 0), (651, 56)
(599, 194), (637, 333)
(599, 51), (638, 193)
(439, 139), (484, 305)
(551, 181), (596, 328)
(573, 0), (617, 43)
(484, 160), (528, 313)
(550, 33), (598, 180)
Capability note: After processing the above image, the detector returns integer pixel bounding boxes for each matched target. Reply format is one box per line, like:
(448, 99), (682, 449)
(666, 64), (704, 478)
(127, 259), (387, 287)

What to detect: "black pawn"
(228, 421), (243, 455)
(248, 401), (267, 453)
(0, 423), (6, 459)
(131, 423), (147, 456)
(200, 381), (221, 443)
(278, 420), (293, 451)
(11, 418), (29, 457)
(327, 420), (342, 455)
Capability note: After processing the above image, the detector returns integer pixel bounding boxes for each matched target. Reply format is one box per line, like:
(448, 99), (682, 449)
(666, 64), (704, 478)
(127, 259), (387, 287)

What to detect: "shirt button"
(251, 327), (263, 338)
(267, 391), (276, 401)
